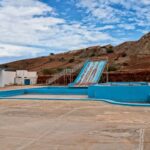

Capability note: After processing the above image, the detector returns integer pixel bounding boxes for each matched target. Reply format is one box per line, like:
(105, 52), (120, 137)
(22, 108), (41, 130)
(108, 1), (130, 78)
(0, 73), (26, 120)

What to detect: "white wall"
(16, 70), (37, 78)
(29, 77), (37, 84)
(27, 72), (37, 78)
(16, 70), (28, 77)
(0, 70), (37, 87)
(0, 70), (5, 87)
(15, 77), (23, 85)
(3, 71), (16, 85)
(15, 70), (37, 85)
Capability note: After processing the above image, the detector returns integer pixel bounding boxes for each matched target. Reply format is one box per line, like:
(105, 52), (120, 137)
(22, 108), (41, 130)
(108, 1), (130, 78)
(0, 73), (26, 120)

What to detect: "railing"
(46, 63), (83, 85)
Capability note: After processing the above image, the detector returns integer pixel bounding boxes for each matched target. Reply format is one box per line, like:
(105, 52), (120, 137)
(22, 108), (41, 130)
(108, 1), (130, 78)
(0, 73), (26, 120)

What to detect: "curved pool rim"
(1, 96), (150, 107)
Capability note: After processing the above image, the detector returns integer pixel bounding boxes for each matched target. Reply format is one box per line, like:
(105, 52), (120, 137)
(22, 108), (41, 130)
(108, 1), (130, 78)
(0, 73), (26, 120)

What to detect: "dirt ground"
(0, 99), (150, 150)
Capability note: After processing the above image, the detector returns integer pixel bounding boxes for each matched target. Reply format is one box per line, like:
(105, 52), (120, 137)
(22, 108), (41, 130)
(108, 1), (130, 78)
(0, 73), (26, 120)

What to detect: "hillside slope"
(114, 32), (150, 70)
(1, 32), (150, 75)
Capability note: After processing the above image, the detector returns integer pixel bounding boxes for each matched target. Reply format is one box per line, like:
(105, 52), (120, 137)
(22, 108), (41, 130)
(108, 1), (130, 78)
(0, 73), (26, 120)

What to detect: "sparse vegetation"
(57, 68), (63, 72)
(90, 53), (95, 57)
(106, 47), (114, 53)
(123, 62), (128, 66)
(108, 64), (118, 72)
(42, 68), (63, 75)
(68, 58), (75, 63)
(42, 69), (52, 75)
(49, 53), (54, 56)
(121, 52), (127, 57)
(49, 58), (54, 62)
(2, 64), (8, 68)
(58, 57), (65, 62)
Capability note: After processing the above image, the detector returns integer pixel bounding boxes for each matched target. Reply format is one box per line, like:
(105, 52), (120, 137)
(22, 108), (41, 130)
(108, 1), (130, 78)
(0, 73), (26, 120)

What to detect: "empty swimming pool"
(0, 83), (150, 106)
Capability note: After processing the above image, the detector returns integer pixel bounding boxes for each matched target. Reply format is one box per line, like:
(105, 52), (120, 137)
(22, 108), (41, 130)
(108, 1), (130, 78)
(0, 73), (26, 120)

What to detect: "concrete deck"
(0, 85), (46, 91)
(0, 100), (150, 150)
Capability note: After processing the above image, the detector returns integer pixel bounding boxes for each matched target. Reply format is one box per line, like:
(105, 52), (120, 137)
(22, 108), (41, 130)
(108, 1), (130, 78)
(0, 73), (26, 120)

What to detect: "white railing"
(46, 63), (83, 85)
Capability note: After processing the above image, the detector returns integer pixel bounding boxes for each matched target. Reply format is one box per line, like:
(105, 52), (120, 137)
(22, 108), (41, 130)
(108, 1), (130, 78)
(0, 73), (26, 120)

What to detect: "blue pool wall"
(0, 86), (88, 97)
(27, 87), (88, 95)
(0, 89), (26, 97)
(88, 84), (150, 103)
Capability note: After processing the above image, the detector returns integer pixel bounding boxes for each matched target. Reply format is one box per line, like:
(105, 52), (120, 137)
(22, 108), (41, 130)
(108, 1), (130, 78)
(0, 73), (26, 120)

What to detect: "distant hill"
(1, 32), (150, 75)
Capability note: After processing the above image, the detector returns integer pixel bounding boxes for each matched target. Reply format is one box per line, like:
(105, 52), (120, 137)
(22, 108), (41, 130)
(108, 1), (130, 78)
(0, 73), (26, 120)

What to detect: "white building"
(0, 69), (5, 87)
(0, 69), (37, 87)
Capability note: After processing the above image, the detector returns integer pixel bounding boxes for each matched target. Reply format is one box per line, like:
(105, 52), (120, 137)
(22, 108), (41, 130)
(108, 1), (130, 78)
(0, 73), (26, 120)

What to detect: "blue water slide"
(94, 61), (107, 82)
(69, 60), (107, 87)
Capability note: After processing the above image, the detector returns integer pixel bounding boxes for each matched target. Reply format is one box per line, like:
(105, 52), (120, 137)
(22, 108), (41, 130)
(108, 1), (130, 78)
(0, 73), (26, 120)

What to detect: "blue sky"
(0, 0), (150, 64)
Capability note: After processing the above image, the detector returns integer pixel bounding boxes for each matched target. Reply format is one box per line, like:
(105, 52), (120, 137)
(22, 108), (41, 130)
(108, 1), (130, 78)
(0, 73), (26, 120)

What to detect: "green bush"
(108, 64), (118, 72)
(106, 48), (114, 53)
(90, 53), (95, 57)
(49, 53), (54, 56)
(59, 57), (65, 62)
(57, 68), (63, 72)
(68, 58), (75, 63)
(42, 69), (51, 75)
(42, 68), (64, 75)
(121, 52), (127, 57)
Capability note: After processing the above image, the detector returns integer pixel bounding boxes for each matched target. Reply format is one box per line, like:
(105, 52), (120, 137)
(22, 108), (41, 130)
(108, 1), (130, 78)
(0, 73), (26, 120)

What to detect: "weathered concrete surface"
(12, 94), (88, 99)
(0, 85), (45, 91)
(0, 100), (150, 150)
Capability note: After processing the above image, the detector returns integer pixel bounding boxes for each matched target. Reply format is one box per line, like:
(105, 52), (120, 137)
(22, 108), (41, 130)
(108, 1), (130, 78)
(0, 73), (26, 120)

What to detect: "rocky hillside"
(113, 32), (150, 70)
(1, 32), (150, 75)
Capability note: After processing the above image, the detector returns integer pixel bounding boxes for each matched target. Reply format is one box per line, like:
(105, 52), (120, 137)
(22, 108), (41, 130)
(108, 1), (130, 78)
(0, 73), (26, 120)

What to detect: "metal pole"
(63, 73), (65, 85)
(65, 69), (67, 85)
(106, 64), (109, 83)
(70, 69), (71, 83)
(106, 57), (109, 83)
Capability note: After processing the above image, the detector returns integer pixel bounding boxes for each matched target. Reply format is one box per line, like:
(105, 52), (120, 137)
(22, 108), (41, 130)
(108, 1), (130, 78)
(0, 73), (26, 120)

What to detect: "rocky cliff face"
(115, 32), (150, 55)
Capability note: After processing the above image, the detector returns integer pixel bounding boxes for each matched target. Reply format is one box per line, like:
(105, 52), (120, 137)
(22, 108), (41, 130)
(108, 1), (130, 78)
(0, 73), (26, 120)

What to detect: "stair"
(46, 63), (83, 85)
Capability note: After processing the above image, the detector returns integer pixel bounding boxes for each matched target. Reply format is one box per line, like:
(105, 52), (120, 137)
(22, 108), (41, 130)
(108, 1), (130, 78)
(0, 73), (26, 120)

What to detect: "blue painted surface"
(26, 86), (88, 95)
(74, 60), (89, 84)
(24, 79), (30, 85)
(94, 61), (107, 82)
(0, 86), (88, 98)
(0, 89), (26, 97)
(68, 60), (89, 87)
(69, 60), (107, 87)
(101, 82), (149, 86)
(88, 83), (150, 103)
(0, 83), (150, 107)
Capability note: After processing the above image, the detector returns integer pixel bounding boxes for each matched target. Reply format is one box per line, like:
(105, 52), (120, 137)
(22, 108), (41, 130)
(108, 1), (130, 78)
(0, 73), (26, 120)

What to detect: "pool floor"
(11, 94), (88, 99)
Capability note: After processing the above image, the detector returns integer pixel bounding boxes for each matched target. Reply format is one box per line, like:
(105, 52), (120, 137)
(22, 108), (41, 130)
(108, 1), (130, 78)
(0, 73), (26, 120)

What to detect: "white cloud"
(96, 25), (115, 30)
(1, 0), (149, 63)
(141, 0), (150, 4)
(0, 0), (115, 60)
(76, 0), (121, 23)
(118, 24), (135, 30)
(76, 0), (150, 26)
(0, 43), (43, 57)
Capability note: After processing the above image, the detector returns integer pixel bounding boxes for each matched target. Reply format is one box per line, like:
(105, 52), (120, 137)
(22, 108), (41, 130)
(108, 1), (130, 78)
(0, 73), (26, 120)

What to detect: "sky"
(0, 0), (150, 64)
